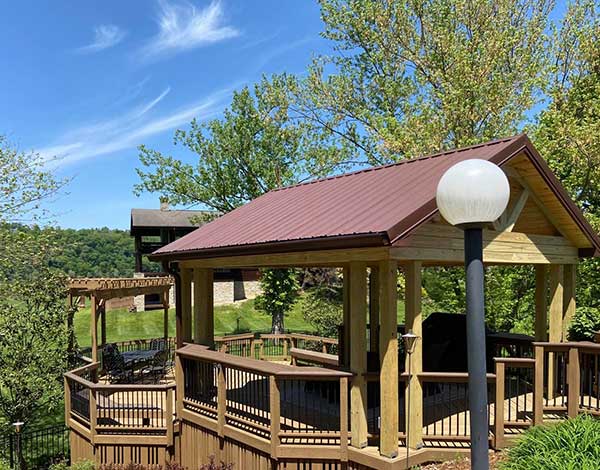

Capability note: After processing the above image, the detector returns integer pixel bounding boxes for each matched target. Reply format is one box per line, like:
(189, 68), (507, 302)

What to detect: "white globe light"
(436, 159), (510, 226)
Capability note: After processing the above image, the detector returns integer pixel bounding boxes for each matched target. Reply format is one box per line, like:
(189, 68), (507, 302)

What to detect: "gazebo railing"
(177, 345), (351, 459)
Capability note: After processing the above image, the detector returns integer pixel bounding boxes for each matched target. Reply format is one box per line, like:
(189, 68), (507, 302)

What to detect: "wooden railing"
(213, 332), (339, 362)
(177, 344), (351, 460)
(64, 358), (176, 444)
(420, 372), (496, 443)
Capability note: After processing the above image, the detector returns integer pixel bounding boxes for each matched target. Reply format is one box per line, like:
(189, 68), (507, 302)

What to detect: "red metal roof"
(152, 134), (600, 260)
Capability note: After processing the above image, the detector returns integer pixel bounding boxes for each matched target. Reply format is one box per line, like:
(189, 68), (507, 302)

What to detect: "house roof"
(151, 134), (600, 261)
(130, 208), (211, 231)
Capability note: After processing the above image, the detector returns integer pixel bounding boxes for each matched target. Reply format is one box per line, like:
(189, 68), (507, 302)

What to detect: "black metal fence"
(0, 424), (69, 470)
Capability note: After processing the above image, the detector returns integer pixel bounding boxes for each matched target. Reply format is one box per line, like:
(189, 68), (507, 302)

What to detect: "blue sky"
(0, 1), (328, 229)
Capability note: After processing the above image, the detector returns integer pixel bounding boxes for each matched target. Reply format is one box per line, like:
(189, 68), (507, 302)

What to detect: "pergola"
(68, 277), (173, 362)
(149, 134), (600, 462)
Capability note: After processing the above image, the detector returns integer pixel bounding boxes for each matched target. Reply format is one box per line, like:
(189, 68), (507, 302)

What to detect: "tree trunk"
(272, 310), (284, 335)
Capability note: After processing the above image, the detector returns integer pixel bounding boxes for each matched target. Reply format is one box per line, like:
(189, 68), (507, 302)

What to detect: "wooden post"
(533, 345), (544, 425)
(494, 361), (505, 449)
(90, 295), (99, 363)
(340, 376), (349, 462)
(369, 266), (380, 355)
(535, 265), (548, 341)
(404, 261), (423, 449)
(64, 377), (71, 425)
(563, 264), (577, 341)
(341, 266), (352, 367)
(193, 268), (214, 346)
(548, 265), (564, 399)
(166, 386), (174, 449)
(567, 346), (580, 418)
(379, 260), (398, 458)
(217, 365), (226, 437)
(181, 268), (193, 343)
(175, 354), (184, 418)
(349, 262), (368, 449)
(163, 290), (169, 340)
(100, 302), (106, 348)
(269, 376), (281, 459)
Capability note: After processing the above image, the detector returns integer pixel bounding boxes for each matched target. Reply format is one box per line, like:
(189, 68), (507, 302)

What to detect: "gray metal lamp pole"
(436, 159), (510, 470)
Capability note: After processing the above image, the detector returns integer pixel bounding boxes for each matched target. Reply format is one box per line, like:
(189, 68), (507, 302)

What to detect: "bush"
(501, 415), (600, 470)
(568, 307), (600, 341)
(298, 286), (342, 338)
(51, 461), (95, 470)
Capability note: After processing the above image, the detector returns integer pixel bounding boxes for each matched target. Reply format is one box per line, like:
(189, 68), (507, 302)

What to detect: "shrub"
(298, 286), (342, 339)
(501, 415), (600, 470)
(51, 461), (95, 470)
(200, 456), (233, 470)
(568, 307), (600, 341)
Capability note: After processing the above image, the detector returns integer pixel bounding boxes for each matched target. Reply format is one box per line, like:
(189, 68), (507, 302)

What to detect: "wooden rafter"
(493, 187), (529, 233)
(68, 276), (173, 300)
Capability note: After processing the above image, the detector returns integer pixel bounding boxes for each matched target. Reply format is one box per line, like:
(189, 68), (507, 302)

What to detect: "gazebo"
(65, 134), (600, 469)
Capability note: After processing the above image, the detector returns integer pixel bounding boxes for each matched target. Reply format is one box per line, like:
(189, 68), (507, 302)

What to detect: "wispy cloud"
(142, 0), (239, 60)
(76, 24), (126, 54)
(38, 86), (230, 166)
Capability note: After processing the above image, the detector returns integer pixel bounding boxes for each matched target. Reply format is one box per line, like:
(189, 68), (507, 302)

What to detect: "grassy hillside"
(74, 299), (315, 346)
(74, 297), (406, 346)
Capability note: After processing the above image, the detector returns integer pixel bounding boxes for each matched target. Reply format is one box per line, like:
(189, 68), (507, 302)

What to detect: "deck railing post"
(567, 346), (580, 418)
(269, 375), (281, 460)
(166, 386), (175, 455)
(89, 387), (97, 444)
(340, 376), (349, 462)
(64, 377), (71, 425)
(175, 354), (184, 418)
(494, 360), (505, 449)
(533, 345), (544, 425)
(217, 364), (226, 437)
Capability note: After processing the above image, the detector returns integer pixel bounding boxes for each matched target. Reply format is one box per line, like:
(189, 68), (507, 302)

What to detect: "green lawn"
(74, 298), (314, 347)
(74, 297), (407, 347)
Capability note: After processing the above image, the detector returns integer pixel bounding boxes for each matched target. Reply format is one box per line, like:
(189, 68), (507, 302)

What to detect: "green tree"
(254, 269), (299, 334)
(534, 1), (600, 315)
(0, 136), (66, 222)
(0, 226), (71, 430)
(135, 75), (350, 213)
(290, 0), (552, 164)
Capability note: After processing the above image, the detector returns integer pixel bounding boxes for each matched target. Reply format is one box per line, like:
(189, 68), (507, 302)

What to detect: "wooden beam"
(193, 268), (214, 347)
(369, 266), (380, 355)
(548, 265), (564, 344)
(178, 247), (391, 269)
(494, 188), (529, 232)
(162, 290), (169, 340)
(349, 262), (368, 449)
(378, 260), (398, 458)
(341, 266), (351, 368)
(404, 261), (423, 449)
(392, 226), (578, 265)
(90, 295), (99, 363)
(180, 268), (193, 343)
(534, 265), (548, 341)
(548, 265), (564, 400)
(100, 302), (106, 348)
(563, 264), (576, 341)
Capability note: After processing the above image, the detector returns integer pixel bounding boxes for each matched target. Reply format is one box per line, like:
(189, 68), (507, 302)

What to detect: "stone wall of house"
(132, 275), (261, 312)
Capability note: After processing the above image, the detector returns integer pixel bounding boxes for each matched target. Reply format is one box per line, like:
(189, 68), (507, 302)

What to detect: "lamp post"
(436, 159), (510, 470)
(402, 331), (419, 469)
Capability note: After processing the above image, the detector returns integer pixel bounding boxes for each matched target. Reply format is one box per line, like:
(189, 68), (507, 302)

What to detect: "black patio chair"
(102, 343), (133, 383)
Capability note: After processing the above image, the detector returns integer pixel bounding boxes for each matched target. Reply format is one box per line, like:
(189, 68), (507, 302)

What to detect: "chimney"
(159, 196), (169, 211)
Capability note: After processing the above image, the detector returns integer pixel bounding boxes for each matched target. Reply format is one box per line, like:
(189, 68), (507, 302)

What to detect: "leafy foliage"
(501, 415), (600, 470)
(135, 75), (350, 214)
(0, 136), (66, 222)
(299, 283), (343, 338)
(568, 307), (600, 342)
(290, 0), (552, 164)
(0, 225), (73, 429)
(254, 269), (299, 334)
